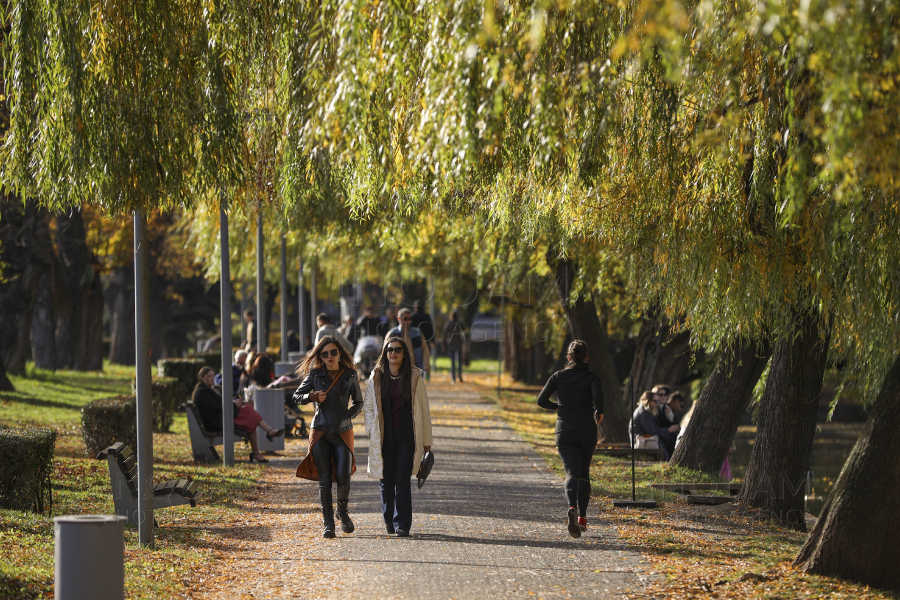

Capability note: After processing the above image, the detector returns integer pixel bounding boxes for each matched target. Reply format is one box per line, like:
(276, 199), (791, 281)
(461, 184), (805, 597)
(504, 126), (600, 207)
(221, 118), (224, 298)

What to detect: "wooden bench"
(650, 482), (742, 495)
(594, 445), (666, 462)
(687, 495), (736, 505)
(97, 443), (202, 526)
(184, 401), (249, 463)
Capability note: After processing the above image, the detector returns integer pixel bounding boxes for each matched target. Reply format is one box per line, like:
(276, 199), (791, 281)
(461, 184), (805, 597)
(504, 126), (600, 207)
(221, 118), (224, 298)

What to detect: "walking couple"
(292, 335), (433, 538)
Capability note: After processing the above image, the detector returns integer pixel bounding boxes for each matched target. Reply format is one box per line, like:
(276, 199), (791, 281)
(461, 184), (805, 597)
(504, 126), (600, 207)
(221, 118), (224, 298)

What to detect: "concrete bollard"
(55, 515), (126, 600)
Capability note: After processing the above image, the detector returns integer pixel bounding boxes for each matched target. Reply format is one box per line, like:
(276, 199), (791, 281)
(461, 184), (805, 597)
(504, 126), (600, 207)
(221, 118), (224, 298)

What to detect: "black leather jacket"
(292, 367), (363, 433)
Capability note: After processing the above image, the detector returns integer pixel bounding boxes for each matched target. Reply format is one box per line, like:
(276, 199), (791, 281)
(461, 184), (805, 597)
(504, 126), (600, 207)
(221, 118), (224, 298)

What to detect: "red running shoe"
(578, 517), (587, 532)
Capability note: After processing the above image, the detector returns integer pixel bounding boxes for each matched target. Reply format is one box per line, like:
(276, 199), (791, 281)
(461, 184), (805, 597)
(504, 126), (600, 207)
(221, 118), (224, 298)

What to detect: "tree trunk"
(554, 257), (628, 442)
(736, 313), (829, 531)
(31, 271), (58, 369)
(622, 309), (693, 411)
(53, 209), (96, 370)
(108, 265), (136, 365)
(148, 269), (167, 359)
(0, 354), (13, 391)
(0, 199), (53, 375)
(503, 311), (529, 382)
(74, 267), (104, 371)
(669, 340), (771, 473)
(793, 352), (900, 590)
(262, 281), (279, 352)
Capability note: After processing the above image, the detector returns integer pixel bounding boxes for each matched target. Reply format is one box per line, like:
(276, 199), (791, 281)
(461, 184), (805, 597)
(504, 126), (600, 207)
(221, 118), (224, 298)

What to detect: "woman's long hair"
(638, 390), (658, 416)
(250, 353), (275, 384)
(564, 339), (589, 369)
(295, 336), (355, 377)
(375, 335), (412, 403)
(193, 366), (215, 399)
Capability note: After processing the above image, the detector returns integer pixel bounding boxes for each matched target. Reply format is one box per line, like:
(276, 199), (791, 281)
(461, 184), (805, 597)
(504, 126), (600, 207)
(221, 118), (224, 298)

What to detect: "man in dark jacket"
(356, 306), (382, 337)
(411, 301), (435, 343)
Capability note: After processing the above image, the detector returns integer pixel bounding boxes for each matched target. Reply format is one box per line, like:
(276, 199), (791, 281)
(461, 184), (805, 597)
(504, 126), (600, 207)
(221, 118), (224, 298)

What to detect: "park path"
(190, 376), (655, 600)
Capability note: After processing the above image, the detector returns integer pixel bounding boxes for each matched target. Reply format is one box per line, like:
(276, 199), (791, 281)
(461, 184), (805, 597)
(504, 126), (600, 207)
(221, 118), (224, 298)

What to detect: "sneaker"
(396, 529), (409, 537)
(578, 517), (587, 532)
(566, 507), (581, 538)
(385, 524), (396, 535)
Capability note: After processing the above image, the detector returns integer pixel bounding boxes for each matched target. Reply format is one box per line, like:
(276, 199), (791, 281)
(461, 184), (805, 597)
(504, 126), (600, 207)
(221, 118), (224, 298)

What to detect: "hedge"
(157, 358), (206, 401)
(81, 396), (137, 458)
(131, 376), (180, 432)
(0, 429), (58, 513)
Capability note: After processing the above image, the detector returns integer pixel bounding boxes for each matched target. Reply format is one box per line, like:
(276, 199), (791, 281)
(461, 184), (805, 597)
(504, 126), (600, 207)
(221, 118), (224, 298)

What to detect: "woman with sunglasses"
(363, 335), (433, 537)
(293, 336), (364, 538)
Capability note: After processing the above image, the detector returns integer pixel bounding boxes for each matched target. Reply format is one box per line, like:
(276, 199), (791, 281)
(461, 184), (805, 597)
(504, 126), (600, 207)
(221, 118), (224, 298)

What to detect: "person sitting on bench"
(192, 366), (284, 463)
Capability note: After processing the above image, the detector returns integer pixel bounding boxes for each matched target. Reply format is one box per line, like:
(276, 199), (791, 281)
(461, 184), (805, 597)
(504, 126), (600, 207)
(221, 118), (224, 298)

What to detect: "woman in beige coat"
(363, 335), (433, 537)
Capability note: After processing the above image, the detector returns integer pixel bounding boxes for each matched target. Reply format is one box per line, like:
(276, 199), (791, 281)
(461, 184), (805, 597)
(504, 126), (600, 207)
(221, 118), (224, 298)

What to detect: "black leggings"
(556, 429), (598, 518)
(311, 431), (352, 503)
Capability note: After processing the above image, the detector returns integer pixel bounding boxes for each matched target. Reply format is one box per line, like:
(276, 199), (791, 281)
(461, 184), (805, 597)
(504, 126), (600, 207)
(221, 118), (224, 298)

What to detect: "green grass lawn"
(433, 356), (499, 373)
(0, 363), (263, 599)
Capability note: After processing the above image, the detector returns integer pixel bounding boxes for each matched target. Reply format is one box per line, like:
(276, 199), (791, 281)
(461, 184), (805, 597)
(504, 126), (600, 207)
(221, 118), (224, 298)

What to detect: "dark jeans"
(380, 433), (415, 532)
(448, 347), (463, 381)
(312, 431), (352, 505)
(556, 429), (598, 517)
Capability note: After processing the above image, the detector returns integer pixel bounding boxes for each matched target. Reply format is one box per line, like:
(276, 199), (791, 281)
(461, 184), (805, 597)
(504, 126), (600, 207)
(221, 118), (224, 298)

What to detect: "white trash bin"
(55, 515), (126, 600)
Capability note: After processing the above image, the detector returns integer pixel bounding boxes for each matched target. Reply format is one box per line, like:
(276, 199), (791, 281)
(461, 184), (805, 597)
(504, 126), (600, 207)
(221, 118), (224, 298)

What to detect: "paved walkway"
(193, 378), (654, 599)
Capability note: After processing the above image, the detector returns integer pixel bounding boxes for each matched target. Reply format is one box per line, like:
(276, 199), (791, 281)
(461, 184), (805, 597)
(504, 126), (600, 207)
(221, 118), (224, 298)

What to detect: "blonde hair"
(638, 391), (658, 416)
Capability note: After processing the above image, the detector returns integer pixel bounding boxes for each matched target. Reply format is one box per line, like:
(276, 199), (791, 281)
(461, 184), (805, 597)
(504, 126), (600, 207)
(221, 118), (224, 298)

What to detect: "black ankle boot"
(336, 500), (355, 534)
(320, 491), (335, 538)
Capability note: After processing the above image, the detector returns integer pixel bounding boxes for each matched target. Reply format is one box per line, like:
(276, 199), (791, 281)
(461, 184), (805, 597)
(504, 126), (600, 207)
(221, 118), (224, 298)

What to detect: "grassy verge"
(0, 364), (262, 599)
(470, 374), (896, 600)
(433, 356), (499, 374)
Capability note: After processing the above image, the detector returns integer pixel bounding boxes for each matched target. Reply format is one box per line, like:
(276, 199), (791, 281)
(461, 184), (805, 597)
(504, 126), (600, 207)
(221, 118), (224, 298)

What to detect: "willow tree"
(292, 0), (900, 576)
(1, 0), (244, 545)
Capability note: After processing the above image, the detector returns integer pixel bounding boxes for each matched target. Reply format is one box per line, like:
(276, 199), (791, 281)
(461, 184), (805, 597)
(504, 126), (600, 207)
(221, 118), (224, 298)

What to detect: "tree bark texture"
(554, 258), (628, 442)
(31, 270), (58, 369)
(108, 265), (136, 365)
(669, 340), (771, 473)
(0, 354), (13, 391)
(53, 210), (104, 370)
(736, 313), (829, 531)
(503, 309), (554, 385)
(621, 309), (693, 411)
(0, 199), (53, 375)
(793, 352), (900, 590)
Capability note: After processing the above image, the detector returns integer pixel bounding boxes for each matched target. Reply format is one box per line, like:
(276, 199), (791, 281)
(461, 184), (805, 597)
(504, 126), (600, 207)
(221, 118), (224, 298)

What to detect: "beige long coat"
(363, 367), (433, 480)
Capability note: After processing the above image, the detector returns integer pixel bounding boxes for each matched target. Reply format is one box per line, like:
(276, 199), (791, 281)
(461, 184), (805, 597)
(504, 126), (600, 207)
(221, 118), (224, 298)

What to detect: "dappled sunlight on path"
(189, 374), (655, 599)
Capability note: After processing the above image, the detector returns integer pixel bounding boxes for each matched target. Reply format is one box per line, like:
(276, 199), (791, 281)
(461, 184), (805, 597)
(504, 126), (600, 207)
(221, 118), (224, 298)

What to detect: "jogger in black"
(537, 340), (604, 538)
(556, 429), (597, 521)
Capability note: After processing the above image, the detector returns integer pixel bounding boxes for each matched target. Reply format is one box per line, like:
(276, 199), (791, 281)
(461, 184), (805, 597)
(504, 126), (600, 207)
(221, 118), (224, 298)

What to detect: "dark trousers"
(448, 347), (463, 381)
(312, 431), (352, 506)
(556, 429), (598, 518)
(380, 433), (415, 531)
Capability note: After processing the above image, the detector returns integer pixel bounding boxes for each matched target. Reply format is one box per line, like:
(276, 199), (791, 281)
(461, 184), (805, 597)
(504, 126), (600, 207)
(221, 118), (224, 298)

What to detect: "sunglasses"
(319, 349), (340, 358)
(401, 318), (412, 323)
(386, 346), (404, 354)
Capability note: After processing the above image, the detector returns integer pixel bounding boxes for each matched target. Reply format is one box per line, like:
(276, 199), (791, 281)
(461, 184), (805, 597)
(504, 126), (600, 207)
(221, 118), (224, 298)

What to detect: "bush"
(0, 429), (58, 513)
(131, 376), (180, 432)
(81, 396), (137, 458)
(157, 358), (206, 401)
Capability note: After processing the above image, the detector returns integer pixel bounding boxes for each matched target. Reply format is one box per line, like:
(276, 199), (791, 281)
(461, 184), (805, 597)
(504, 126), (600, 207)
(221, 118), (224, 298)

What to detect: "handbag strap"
(323, 369), (345, 395)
